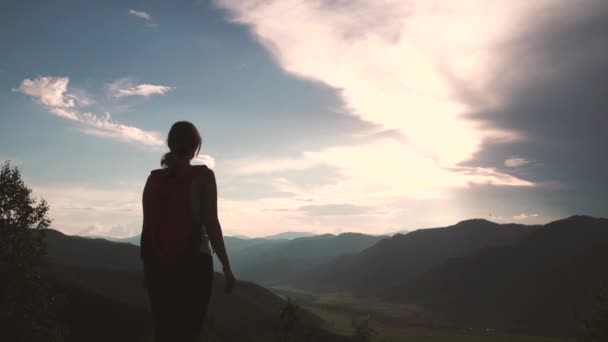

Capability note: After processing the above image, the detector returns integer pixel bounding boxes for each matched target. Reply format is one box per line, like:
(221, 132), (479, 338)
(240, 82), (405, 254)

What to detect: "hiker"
(140, 121), (236, 342)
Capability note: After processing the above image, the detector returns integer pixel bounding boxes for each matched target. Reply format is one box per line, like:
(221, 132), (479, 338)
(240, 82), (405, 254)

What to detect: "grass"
(270, 286), (574, 342)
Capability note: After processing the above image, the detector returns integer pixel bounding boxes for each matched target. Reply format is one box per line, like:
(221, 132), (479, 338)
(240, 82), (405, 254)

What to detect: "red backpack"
(141, 165), (206, 265)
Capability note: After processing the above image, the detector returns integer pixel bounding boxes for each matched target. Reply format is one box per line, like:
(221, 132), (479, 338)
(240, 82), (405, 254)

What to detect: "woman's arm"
(140, 175), (154, 264)
(202, 168), (235, 293)
(140, 175), (155, 288)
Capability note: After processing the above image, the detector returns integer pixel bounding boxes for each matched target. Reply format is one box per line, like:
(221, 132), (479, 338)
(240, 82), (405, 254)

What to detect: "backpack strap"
(191, 165), (213, 255)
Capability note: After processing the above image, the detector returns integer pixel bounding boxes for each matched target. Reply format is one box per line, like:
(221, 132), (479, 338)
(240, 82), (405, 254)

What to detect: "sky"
(1, 0), (606, 238)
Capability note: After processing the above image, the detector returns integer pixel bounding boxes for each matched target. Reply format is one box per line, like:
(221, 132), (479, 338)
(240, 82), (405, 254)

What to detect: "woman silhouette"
(140, 121), (235, 342)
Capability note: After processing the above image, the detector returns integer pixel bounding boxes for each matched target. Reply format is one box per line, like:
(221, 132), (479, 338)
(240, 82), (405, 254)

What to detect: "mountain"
(287, 219), (540, 294)
(387, 229), (411, 236)
(82, 233), (285, 270)
(263, 231), (317, 240)
(42, 229), (348, 342)
(90, 233), (287, 255)
(73, 230), (386, 285)
(46, 230), (142, 272)
(224, 236), (286, 254)
(114, 235), (141, 245)
(230, 232), (388, 284)
(394, 215), (608, 336)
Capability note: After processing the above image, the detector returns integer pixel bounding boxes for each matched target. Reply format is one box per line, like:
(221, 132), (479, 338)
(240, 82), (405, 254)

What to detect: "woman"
(140, 121), (236, 342)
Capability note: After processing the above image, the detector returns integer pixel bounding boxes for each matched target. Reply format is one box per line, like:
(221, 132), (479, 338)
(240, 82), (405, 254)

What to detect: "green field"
(270, 287), (574, 342)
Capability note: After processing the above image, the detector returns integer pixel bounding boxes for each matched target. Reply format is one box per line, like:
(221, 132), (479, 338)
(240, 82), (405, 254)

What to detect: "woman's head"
(161, 121), (202, 169)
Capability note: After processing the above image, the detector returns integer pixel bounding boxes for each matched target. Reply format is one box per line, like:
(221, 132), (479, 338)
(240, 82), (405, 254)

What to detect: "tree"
(0, 160), (63, 341)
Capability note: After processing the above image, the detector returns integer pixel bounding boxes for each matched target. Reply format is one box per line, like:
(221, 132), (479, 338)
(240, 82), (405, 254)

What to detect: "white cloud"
(78, 112), (164, 147)
(193, 154), (217, 169)
(505, 156), (531, 168)
(230, 138), (533, 200)
(213, 0), (555, 232)
(215, 0), (551, 168)
(106, 77), (131, 94)
(49, 107), (79, 121)
(128, 9), (151, 21)
(113, 84), (174, 98)
(15, 76), (92, 121)
(513, 213), (540, 220)
(16, 76), (167, 147)
(15, 76), (75, 109)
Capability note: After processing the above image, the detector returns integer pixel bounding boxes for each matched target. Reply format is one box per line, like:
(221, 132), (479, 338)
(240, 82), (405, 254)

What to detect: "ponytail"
(161, 151), (180, 177)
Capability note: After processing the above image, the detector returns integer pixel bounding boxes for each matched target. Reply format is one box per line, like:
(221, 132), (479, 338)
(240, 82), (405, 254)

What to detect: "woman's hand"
(223, 266), (236, 294)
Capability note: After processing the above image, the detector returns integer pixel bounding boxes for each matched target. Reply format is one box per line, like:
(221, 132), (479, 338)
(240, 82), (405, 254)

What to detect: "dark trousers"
(146, 253), (213, 342)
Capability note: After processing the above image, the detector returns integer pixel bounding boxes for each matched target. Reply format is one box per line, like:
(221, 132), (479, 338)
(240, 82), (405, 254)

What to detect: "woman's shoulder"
(191, 164), (214, 178)
(149, 168), (166, 176)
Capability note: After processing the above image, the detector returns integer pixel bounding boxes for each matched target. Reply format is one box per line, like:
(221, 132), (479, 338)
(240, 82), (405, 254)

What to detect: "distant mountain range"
(287, 218), (540, 293)
(282, 216), (608, 337)
(83, 231), (387, 285)
(88, 230), (320, 246)
(227, 233), (387, 284)
(56, 215), (608, 338)
(263, 231), (318, 240)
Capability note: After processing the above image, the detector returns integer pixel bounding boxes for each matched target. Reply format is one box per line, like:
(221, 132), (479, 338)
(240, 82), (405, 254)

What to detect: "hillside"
(287, 219), (539, 293)
(42, 229), (349, 342)
(46, 230), (142, 272)
(394, 215), (608, 336)
(230, 232), (388, 284)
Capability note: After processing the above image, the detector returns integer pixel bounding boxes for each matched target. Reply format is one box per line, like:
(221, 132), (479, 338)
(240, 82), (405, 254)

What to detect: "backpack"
(142, 165), (208, 265)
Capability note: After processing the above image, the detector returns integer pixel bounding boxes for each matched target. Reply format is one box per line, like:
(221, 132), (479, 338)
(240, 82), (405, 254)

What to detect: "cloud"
(108, 78), (174, 98)
(128, 9), (151, 21)
(49, 107), (79, 121)
(15, 76), (76, 110)
(193, 154), (216, 169)
(78, 112), (164, 146)
(113, 84), (174, 98)
(459, 1), (608, 214)
(215, 0), (546, 167)
(16, 76), (165, 147)
(215, 1), (548, 206)
(504, 156), (531, 168)
(512, 213), (540, 220)
(15, 76), (95, 121)
(228, 138), (533, 201)
(212, 0), (608, 230)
